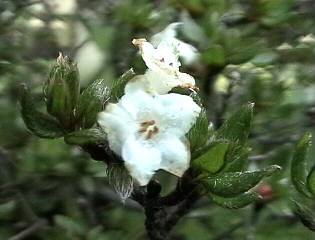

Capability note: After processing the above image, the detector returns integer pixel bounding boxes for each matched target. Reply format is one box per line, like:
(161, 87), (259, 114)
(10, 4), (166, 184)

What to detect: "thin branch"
(165, 190), (200, 233)
(8, 219), (47, 240)
(212, 221), (244, 240)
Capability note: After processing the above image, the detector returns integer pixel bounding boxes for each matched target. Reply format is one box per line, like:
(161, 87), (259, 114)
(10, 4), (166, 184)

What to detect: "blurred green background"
(1, 0), (315, 239)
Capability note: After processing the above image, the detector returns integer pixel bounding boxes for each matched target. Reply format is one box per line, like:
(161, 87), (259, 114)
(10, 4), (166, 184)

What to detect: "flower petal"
(151, 22), (199, 65)
(150, 22), (182, 46)
(124, 75), (150, 94)
(143, 70), (182, 94)
(98, 104), (136, 154)
(125, 69), (195, 95)
(122, 137), (162, 186)
(133, 39), (179, 74)
(119, 89), (162, 120)
(175, 39), (199, 65)
(157, 134), (190, 177)
(156, 93), (201, 136)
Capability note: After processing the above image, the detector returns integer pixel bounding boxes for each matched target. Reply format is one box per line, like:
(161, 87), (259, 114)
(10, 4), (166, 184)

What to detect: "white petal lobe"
(122, 137), (162, 186)
(157, 135), (190, 177)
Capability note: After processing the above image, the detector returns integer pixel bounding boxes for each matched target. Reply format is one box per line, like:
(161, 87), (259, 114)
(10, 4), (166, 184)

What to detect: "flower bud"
(44, 53), (80, 129)
(256, 183), (273, 201)
(106, 164), (134, 202)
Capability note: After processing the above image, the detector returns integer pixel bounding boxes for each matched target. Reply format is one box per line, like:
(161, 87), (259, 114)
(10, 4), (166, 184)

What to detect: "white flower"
(150, 23), (199, 64)
(125, 69), (195, 96)
(126, 25), (198, 95)
(98, 90), (201, 186)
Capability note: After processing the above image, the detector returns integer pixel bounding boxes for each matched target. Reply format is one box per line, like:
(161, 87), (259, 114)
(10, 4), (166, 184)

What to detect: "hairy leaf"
(291, 133), (313, 198)
(216, 103), (254, 145)
(202, 165), (280, 197)
(223, 146), (249, 172)
(187, 108), (210, 154)
(64, 128), (107, 146)
(20, 85), (64, 138)
(44, 53), (79, 128)
(210, 192), (261, 209)
(110, 69), (135, 102)
(307, 165), (315, 196)
(76, 78), (110, 128)
(193, 142), (229, 173)
(293, 201), (315, 231)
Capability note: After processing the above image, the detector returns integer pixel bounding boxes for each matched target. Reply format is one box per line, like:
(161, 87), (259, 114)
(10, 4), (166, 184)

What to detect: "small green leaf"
(64, 128), (106, 146)
(20, 86), (64, 138)
(193, 142), (229, 173)
(216, 103), (254, 145)
(202, 165), (280, 197)
(216, 103), (254, 170)
(223, 145), (250, 172)
(188, 108), (210, 153)
(210, 192), (261, 209)
(76, 78), (110, 128)
(291, 133), (313, 198)
(110, 69), (135, 102)
(44, 53), (80, 128)
(307, 165), (315, 196)
(293, 201), (315, 231)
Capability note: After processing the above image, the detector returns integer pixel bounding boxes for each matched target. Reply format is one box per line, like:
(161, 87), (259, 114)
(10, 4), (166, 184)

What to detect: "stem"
(142, 171), (201, 239)
(82, 145), (201, 240)
(8, 219), (47, 240)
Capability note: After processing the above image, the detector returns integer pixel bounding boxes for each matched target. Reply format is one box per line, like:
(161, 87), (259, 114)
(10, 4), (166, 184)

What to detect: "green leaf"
(293, 201), (315, 231)
(76, 78), (110, 128)
(216, 103), (254, 145)
(216, 103), (254, 171)
(223, 145), (250, 172)
(44, 53), (80, 128)
(110, 68), (135, 102)
(210, 192), (261, 209)
(187, 108), (210, 154)
(307, 165), (315, 196)
(201, 165), (280, 197)
(291, 133), (313, 198)
(64, 128), (106, 146)
(20, 85), (64, 138)
(193, 142), (229, 173)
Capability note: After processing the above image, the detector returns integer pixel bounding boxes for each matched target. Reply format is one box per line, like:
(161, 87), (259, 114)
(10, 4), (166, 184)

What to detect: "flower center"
(138, 120), (159, 140)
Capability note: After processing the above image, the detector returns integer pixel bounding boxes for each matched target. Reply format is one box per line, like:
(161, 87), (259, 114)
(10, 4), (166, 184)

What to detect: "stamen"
(140, 120), (155, 127)
(138, 127), (147, 133)
(145, 126), (159, 140)
(146, 130), (154, 140)
(139, 120), (159, 139)
(153, 126), (159, 134)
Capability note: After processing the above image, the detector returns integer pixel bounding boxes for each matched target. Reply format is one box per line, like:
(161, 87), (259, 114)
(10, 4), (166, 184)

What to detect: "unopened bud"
(44, 53), (80, 129)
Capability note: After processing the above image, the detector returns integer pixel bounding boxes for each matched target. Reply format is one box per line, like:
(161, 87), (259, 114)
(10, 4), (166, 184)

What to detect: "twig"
(165, 190), (200, 233)
(8, 219), (47, 240)
(212, 221), (244, 240)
